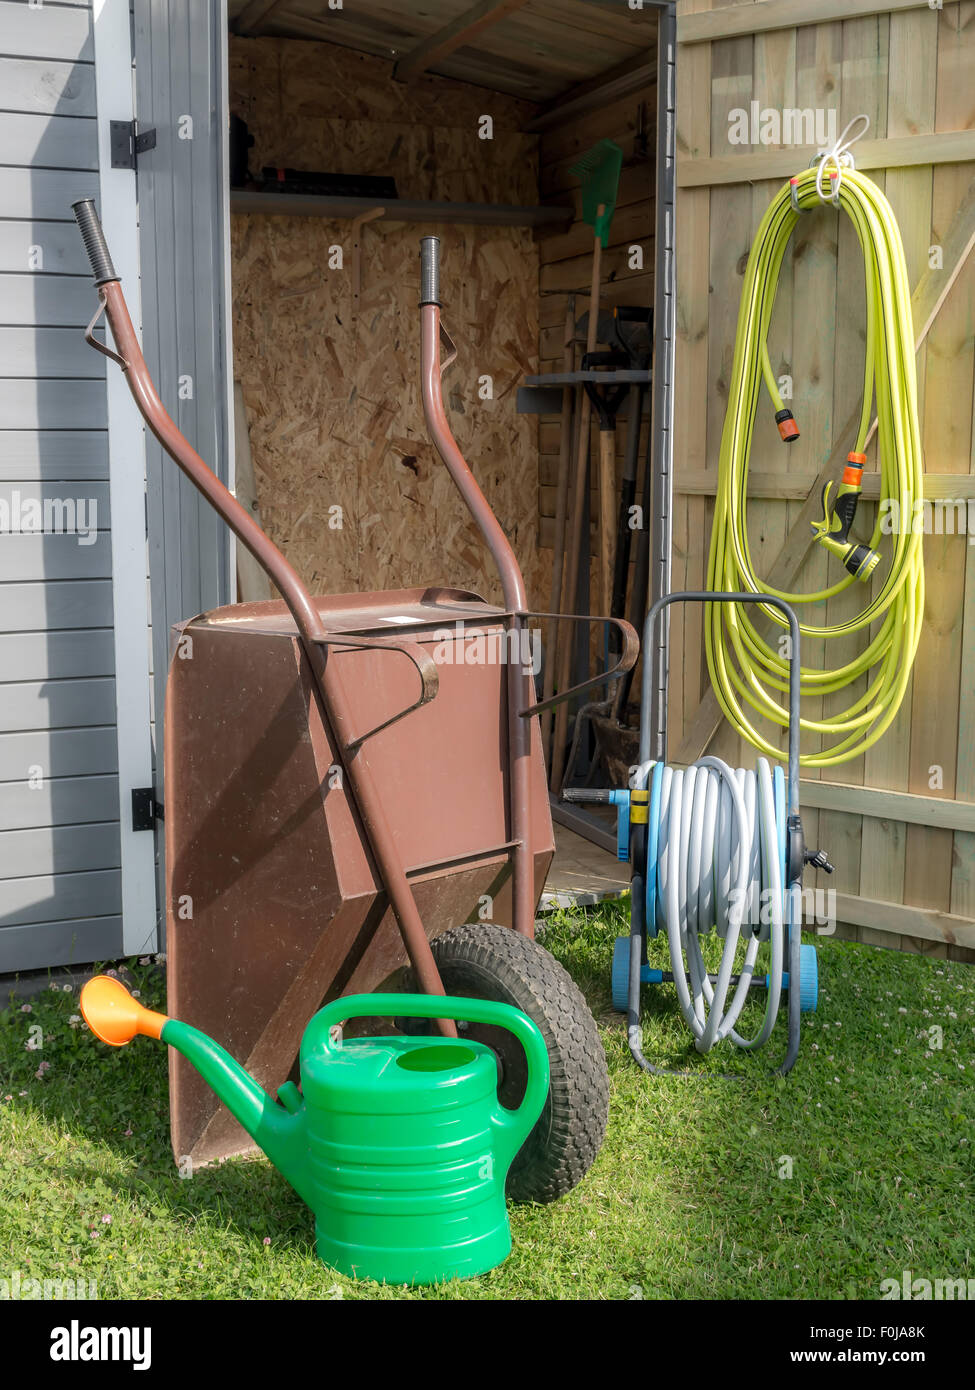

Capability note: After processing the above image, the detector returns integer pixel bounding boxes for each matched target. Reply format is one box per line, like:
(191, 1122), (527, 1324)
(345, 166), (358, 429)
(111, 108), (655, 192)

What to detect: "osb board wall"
(674, 0), (975, 960)
(229, 36), (545, 608)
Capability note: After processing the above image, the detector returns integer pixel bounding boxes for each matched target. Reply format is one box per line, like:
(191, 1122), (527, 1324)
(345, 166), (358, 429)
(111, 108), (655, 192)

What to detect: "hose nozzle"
(811, 453), (880, 581)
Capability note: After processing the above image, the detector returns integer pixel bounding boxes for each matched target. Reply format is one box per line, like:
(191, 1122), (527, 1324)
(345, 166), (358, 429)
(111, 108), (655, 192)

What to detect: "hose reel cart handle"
(641, 590), (813, 887)
(640, 591), (801, 819)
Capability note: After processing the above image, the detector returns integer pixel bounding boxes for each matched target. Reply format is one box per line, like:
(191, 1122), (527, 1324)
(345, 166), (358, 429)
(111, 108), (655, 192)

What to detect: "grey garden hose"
(629, 755), (784, 1053)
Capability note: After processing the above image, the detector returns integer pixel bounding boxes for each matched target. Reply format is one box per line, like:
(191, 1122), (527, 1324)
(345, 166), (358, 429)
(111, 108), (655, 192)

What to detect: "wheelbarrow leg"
(304, 640), (458, 1033)
(508, 641), (537, 938)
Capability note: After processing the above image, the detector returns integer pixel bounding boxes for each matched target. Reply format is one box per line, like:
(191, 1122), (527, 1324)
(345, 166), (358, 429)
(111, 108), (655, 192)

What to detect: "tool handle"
(72, 198), (119, 285)
(598, 430), (616, 617)
(419, 235), (441, 307)
(302, 991), (550, 1138)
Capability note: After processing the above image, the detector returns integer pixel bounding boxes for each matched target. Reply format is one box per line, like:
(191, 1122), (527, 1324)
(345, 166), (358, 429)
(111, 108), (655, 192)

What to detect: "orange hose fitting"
(843, 451), (866, 485)
(775, 408), (799, 442)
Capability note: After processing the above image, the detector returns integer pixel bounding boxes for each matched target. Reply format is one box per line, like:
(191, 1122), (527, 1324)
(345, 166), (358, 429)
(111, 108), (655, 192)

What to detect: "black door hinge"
(131, 787), (163, 831)
(110, 121), (156, 170)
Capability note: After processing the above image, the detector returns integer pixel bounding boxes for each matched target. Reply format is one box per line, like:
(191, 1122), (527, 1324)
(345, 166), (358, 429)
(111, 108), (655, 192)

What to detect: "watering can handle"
(303, 992), (551, 1150)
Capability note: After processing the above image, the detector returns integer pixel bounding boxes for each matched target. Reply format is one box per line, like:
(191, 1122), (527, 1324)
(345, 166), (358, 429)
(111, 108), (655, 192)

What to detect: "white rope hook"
(813, 112), (870, 206)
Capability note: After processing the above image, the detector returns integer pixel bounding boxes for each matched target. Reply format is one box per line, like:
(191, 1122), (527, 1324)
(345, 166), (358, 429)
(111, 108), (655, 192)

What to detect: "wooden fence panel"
(675, 0), (975, 955)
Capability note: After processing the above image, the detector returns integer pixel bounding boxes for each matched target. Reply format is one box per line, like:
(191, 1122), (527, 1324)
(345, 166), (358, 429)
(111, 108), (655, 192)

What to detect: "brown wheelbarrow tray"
(73, 206), (638, 1202)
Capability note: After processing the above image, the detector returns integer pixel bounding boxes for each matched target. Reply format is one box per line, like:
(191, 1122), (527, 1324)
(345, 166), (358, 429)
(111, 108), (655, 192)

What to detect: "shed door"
(131, 0), (235, 946)
(132, 0), (235, 765)
(0, 0), (232, 973)
(0, 0), (157, 971)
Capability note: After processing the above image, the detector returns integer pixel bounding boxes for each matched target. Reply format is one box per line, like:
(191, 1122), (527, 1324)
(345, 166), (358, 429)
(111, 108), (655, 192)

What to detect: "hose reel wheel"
(798, 942), (819, 1013)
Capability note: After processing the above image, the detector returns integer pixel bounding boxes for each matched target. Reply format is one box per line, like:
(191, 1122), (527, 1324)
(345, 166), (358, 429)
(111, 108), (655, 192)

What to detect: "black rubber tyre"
(422, 923), (609, 1204)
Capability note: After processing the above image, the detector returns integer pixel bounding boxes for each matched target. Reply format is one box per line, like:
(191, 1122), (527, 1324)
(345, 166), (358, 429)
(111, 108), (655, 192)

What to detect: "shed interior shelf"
(230, 189), (573, 230)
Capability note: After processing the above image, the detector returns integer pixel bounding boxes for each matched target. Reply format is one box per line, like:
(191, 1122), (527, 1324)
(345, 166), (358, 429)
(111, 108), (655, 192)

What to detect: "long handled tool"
(540, 294), (576, 762)
(556, 305), (652, 787)
(608, 307), (652, 648)
(549, 140), (623, 791)
(584, 366), (629, 621)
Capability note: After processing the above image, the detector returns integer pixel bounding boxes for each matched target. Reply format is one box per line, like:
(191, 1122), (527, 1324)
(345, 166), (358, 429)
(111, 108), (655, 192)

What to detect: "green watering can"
(80, 976), (550, 1285)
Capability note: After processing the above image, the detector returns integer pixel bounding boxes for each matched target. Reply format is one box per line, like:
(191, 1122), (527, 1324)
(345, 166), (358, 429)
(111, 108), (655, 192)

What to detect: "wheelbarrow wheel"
(413, 923), (608, 1204)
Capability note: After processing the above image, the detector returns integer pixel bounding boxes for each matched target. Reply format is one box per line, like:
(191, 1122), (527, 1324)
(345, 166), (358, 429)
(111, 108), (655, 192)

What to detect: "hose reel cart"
(566, 593), (826, 1076)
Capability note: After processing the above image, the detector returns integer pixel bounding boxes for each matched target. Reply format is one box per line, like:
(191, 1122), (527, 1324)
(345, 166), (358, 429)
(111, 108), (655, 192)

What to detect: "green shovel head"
(570, 138), (624, 248)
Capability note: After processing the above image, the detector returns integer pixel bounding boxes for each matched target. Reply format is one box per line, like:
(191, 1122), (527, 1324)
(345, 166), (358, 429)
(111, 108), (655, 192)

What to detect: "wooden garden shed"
(0, 0), (658, 971)
(5, 0), (974, 972)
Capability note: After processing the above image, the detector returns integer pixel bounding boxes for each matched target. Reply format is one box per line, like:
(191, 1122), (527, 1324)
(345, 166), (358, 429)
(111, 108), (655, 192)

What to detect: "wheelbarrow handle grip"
(419, 235), (440, 307)
(72, 198), (119, 286)
(301, 991), (550, 1135)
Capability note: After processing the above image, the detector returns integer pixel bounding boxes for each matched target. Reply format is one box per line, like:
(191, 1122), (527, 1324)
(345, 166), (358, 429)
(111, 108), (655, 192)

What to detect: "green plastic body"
(160, 992), (550, 1285)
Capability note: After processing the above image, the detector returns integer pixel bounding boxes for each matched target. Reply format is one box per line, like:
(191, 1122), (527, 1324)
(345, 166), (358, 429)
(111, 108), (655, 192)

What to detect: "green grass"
(2, 906), (973, 1300)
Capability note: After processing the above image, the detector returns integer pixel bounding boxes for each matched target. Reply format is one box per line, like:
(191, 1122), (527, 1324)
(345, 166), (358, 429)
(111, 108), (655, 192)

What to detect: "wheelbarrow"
(72, 204), (638, 1202)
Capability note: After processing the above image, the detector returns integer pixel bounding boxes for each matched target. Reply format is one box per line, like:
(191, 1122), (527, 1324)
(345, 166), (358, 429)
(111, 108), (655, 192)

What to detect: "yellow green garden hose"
(706, 157), (925, 768)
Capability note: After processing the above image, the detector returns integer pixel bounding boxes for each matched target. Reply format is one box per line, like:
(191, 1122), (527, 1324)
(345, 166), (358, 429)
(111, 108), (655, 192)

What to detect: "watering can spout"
(80, 977), (313, 1206)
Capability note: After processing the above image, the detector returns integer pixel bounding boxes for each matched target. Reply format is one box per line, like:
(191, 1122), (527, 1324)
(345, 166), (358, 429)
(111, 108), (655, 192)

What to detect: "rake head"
(571, 139), (623, 247)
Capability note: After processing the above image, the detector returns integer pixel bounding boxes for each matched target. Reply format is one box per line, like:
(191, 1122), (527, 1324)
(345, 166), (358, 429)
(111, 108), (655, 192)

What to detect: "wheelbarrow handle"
(518, 611), (639, 719)
(71, 204), (458, 1019)
(71, 199), (339, 656)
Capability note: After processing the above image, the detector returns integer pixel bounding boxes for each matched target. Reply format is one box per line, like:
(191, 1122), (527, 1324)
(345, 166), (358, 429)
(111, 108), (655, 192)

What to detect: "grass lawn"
(2, 900), (973, 1301)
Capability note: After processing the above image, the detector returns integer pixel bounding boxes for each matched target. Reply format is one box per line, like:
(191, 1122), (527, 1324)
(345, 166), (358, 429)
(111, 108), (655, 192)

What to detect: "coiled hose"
(634, 756), (790, 1053)
(707, 164), (924, 766)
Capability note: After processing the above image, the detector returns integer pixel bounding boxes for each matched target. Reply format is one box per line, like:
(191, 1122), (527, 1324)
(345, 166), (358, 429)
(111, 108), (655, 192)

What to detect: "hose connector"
(811, 452), (881, 580)
(775, 408), (800, 443)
